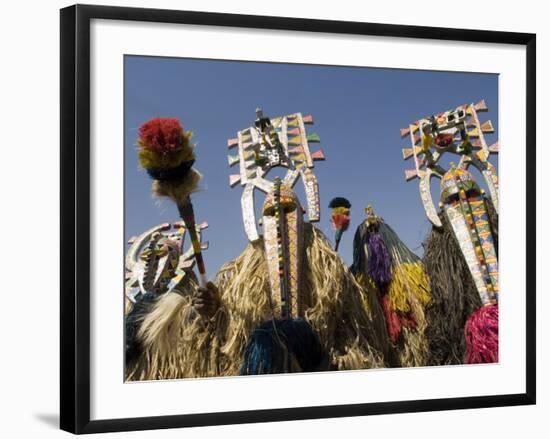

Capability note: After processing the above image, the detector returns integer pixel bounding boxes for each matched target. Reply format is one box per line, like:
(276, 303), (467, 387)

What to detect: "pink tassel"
(464, 304), (499, 364)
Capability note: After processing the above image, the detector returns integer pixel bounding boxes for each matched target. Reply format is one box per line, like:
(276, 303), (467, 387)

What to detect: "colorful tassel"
(464, 304), (499, 364)
(351, 209), (430, 365)
(378, 222), (431, 312)
(382, 295), (402, 344)
(386, 263), (431, 313)
(329, 197), (352, 251)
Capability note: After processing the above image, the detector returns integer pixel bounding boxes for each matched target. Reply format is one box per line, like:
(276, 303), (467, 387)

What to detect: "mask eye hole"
(446, 193), (460, 204)
(282, 203), (297, 213)
(263, 201), (297, 216)
(465, 188), (479, 198)
(262, 206), (276, 217)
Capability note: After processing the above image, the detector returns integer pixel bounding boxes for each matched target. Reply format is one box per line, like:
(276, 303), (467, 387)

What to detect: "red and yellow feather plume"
(328, 197), (351, 252)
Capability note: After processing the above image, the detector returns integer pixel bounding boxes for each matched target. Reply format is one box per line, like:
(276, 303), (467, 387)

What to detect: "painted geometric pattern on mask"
(445, 203), (491, 304)
(263, 214), (283, 314)
(458, 190), (497, 305)
(285, 210), (303, 317)
(400, 99), (499, 227)
(445, 184), (498, 306)
(262, 184), (304, 319)
(469, 197), (499, 300)
(227, 109), (324, 243)
(125, 222), (209, 303)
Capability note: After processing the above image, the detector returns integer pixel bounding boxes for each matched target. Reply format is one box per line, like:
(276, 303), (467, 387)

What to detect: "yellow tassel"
(354, 271), (393, 359)
(422, 134), (433, 151)
(331, 206), (350, 215)
(387, 262), (431, 313)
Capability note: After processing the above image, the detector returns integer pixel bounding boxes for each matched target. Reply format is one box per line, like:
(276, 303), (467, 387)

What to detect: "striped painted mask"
(440, 167), (498, 305)
(261, 181), (304, 319)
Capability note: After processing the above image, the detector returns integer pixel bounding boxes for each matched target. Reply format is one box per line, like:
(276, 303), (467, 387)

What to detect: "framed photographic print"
(60, 4), (536, 434)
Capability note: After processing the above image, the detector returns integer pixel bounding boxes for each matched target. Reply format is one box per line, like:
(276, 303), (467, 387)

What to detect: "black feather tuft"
(145, 159), (195, 182)
(328, 197), (351, 209)
(240, 318), (324, 375)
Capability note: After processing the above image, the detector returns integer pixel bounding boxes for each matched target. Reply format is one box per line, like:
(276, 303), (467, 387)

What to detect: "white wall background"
(0, 0), (545, 437)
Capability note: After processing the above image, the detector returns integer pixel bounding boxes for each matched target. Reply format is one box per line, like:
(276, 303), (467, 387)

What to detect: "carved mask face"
(138, 236), (181, 295)
(125, 223), (207, 302)
(440, 168), (498, 305)
(262, 182), (304, 319)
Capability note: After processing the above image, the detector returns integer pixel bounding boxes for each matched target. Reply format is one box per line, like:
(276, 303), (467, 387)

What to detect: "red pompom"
(138, 117), (184, 154)
(434, 133), (454, 147)
(331, 213), (350, 232)
(464, 304), (499, 364)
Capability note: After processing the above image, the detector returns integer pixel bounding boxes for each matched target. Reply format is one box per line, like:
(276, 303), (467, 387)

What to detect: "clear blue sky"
(124, 56), (498, 277)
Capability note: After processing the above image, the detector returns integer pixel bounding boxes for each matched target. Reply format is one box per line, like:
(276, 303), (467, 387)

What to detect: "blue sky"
(124, 56), (498, 277)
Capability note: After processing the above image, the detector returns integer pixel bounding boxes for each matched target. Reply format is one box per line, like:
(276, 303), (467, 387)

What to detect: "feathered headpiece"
(329, 197), (351, 252)
(137, 117), (201, 204)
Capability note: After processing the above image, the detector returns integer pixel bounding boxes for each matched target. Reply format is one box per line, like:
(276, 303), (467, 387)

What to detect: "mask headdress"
(401, 100), (499, 364)
(124, 221), (208, 366)
(125, 221), (209, 302)
(401, 99), (499, 226)
(227, 108), (326, 374)
(227, 108), (325, 319)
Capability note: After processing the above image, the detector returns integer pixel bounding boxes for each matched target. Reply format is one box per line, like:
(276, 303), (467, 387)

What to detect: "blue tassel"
(240, 318), (324, 375)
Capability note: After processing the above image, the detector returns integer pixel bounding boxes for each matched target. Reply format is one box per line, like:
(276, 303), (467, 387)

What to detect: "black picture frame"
(60, 4), (536, 434)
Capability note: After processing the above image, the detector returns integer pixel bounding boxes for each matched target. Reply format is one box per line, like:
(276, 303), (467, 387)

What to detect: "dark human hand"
(193, 281), (220, 318)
